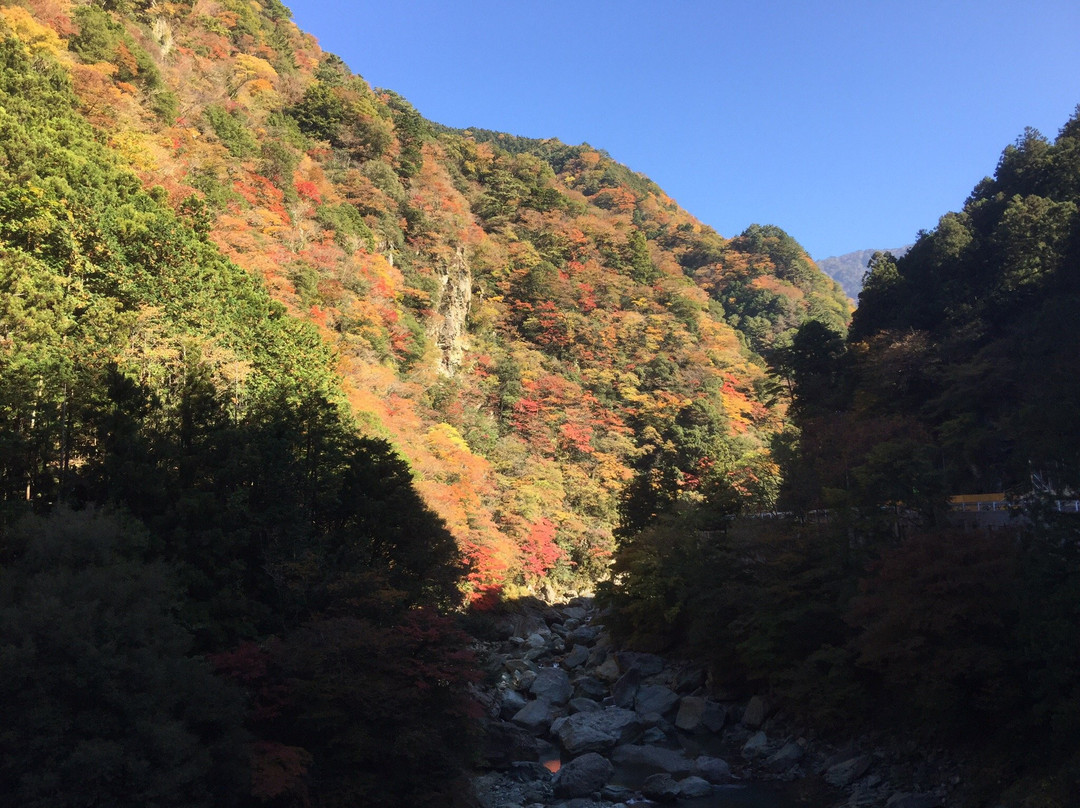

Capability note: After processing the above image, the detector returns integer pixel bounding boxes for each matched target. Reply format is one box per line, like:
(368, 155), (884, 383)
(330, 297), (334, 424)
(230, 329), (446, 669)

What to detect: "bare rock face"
(610, 744), (693, 776)
(529, 667), (572, 706)
(556, 707), (643, 755)
(634, 684), (679, 717)
(435, 245), (471, 376)
(551, 752), (614, 798)
(742, 695), (769, 728)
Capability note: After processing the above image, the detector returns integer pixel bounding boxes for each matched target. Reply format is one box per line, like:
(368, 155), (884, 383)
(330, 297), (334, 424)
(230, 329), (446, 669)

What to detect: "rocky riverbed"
(470, 597), (954, 808)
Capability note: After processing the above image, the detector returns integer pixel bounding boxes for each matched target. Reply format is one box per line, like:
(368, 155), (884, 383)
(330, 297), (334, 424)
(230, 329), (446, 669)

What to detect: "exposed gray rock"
(693, 755), (733, 784)
(549, 715), (568, 737)
(499, 689), (528, 719)
(511, 699), (555, 735)
(481, 720), (542, 768)
(678, 775), (714, 798)
(568, 697), (601, 713)
(601, 783), (635, 801)
(825, 754), (873, 787)
(593, 656), (621, 682)
(634, 684), (679, 716)
(742, 695), (768, 728)
(561, 606), (588, 622)
(701, 701), (726, 733)
(612, 668), (640, 709)
(525, 632), (548, 648)
(641, 772), (680, 802)
(567, 625), (601, 645)
(765, 741), (805, 773)
(587, 645), (608, 668)
(530, 667), (572, 706)
(572, 675), (608, 701)
(508, 761), (551, 781)
(610, 744), (693, 776)
(552, 752), (613, 798)
(886, 793), (945, 808)
(562, 644), (590, 669)
(556, 707), (643, 756)
(504, 658), (538, 674)
(641, 726), (669, 745)
(674, 696), (706, 731)
(616, 651), (666, 677)
(741, 730), (769, 758)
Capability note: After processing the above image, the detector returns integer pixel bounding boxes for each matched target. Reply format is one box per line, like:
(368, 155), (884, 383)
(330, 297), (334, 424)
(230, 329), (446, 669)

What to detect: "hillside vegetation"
(602, 112), (1080, 805)
(0, 0), (851, 804)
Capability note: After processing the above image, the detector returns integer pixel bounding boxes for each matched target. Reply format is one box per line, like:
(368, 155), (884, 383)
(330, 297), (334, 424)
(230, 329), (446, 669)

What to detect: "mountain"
(602, 109), (1080, 805)
(0, 2), (852, 804)
(815, 245), (911, 300)
(0, 0), (849, 600)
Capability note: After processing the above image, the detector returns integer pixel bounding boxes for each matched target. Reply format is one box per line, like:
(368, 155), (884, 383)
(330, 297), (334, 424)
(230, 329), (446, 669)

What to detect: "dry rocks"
(472, 597), (953, 808)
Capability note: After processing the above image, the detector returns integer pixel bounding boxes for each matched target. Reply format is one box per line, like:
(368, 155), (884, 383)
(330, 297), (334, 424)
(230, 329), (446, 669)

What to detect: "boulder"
(481, 720), (542, 768)
(563, 644), (590, 670)
(572, 675), (608, 701)
(742, 695), (768, 728)
(510, 699), (556, 735)
(741, 730), (769, 759)
(561, 606), (588, 622)
(587, 645), (608, 667)
(508, 761), (551, 782)
(612, 668), (641, 709)
(693, 755), (733, 784)
(504, 658), (538, 674)
(825, 754), (873, 787)
(601, 783), (635, 802)
(515, 669), (538, 691)
(765, 741), (805, 773)
(549, 715), (568, 737)
(525, 631), (548, 648)
(701, 701), (726, 733)
(616, 650), (666, 677)
(635, 684), (680, 716)
(678, 775), (713, 798)
(499, 689), (528, 719)
(567, 625), (602, 645)
(641, 773), (680, 802)
(674, 696), (707, 731)
(593, 656), (621, 682)
(530, 667), (572, 706)
(886, 793), (945, 808)
(610, 744), (693, 776)
(568, 697), (601, 713)
(641, 726), (670, 745)
(556, 707), (643, 756)
(552, 752), (613, 798)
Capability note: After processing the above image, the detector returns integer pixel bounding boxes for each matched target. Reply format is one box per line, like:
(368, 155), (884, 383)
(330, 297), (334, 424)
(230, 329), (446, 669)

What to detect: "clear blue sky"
(289, 0), (1080, 260)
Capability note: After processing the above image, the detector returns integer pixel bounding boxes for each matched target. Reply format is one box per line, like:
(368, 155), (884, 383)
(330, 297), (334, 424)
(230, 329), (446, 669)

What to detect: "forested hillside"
(0, 0), (848, 600)
(0, 0), (852, 804)
(602, 113), (1080, 806)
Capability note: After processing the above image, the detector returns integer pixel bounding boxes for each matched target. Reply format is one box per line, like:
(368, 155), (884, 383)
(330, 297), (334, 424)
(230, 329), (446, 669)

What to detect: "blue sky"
(289, 1), (1080, 260)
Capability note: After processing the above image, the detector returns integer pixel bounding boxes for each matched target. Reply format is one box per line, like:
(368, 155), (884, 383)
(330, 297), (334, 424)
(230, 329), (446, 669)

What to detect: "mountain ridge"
(0, 0), (849, 598)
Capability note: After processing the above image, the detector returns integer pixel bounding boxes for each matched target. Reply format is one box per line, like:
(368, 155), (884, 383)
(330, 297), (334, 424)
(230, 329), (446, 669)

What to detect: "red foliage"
(520, 517), (564, 578)
(250, 741), (312, 805)
(294, 180), (322, 204)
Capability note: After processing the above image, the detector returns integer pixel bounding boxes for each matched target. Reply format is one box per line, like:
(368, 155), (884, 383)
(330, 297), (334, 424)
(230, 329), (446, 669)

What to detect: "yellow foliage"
(110, 131), (158, 172)
(0, 6), (66, 57)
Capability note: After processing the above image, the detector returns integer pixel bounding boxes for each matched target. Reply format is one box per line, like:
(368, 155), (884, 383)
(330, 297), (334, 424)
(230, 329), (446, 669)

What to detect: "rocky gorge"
(470, 597), (958, 808)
